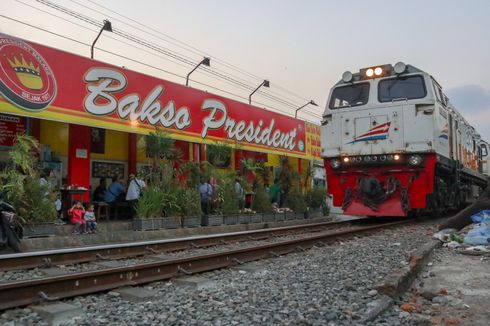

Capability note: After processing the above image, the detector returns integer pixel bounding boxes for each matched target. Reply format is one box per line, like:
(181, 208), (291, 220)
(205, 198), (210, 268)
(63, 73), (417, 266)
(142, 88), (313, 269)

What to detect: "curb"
(361, 239), (441, 322)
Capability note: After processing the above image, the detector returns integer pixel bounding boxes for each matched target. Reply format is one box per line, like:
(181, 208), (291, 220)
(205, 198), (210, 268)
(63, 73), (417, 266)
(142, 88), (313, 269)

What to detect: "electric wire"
(35, 0), (321, 116)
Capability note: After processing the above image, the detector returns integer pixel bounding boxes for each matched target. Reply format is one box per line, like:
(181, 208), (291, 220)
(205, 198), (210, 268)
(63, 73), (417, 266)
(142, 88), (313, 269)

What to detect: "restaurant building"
(0, 33), (322, 200)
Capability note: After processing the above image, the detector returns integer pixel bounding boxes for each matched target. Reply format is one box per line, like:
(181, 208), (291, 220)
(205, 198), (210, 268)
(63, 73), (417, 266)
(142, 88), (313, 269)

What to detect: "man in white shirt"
(126, 174), (146, 202)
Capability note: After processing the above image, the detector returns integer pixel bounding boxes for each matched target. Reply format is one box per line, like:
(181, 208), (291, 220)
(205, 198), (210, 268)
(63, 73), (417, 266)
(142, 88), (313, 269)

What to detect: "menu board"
(91, 161), (124, 179)
(0, 114), (27, 147)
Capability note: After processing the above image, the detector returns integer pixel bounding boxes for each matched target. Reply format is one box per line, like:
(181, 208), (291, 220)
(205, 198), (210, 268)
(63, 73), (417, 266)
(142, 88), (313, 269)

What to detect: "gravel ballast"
(0, 221), (438, 325)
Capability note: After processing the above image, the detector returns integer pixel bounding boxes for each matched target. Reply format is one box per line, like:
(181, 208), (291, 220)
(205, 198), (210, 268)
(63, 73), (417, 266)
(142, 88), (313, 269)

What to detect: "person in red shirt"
(68, 201), (86, 234)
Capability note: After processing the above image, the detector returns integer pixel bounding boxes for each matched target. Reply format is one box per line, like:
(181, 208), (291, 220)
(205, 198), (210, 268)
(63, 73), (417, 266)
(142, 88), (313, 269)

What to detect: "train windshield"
(329, 82), (370, 109)
(378, 75), (426, 102)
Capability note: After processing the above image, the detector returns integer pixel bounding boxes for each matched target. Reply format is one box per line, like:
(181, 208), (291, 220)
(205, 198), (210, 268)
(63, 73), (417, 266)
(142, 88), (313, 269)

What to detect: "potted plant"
(284, 185), (306, 220)
(133, 186), (166, 231)
(179, 188), (202, 228)
(0, 135), (57, 237)
(251, 182), (273, 223)
(218, 172), (240, 225)
(161, 187), (181, 229)
(305, 186), (326, 219)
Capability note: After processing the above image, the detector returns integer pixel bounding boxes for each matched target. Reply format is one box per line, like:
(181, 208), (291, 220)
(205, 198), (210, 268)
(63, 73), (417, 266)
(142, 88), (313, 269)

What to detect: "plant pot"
(308, 208), (323, 219)
(285, 212), (296, 220)
(133, 218), (163, 231)
(250, 214), (263, 223)
(223, 214), (238, 225)
(162, 216), (181, 229)
(262, 213), (275, 222)
(182, 215), (201, 228)
(202, 214), (223, 226)
(275, 213), (285, 222)
(23, 223), (55, 238)
(238, 214), (251, 224)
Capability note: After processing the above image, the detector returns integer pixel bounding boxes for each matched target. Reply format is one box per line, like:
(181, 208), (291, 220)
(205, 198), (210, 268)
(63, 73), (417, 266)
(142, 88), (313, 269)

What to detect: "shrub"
(178, 188), (201, 217)
(284, 187), (306, 213)
(306, 187), (326, 210)
(134, 186), (165, 219)
(252, 182), (273, 213)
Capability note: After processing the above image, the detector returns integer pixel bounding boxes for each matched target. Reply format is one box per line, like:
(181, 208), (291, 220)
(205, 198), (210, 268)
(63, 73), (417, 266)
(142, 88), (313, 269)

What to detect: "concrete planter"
(285, 212), (296, 220)
(162, 216), (181, 229)
(223, 214), (239, 225)
(262, 213), (275, 222)
(23, 223), (55, 238)
(306, 208), (323, 219)
(202, 214), (223, 226)
(182, 215), (201, 228)
(133, 218), (163, 231)
(250, 214), (263, 223)
(238, 214), (251, 224)
(275, 213), (285, 222)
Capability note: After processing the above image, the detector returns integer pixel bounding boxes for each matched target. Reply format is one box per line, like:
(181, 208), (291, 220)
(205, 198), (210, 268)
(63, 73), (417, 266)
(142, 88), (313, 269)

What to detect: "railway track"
(0, 218), (411, 310)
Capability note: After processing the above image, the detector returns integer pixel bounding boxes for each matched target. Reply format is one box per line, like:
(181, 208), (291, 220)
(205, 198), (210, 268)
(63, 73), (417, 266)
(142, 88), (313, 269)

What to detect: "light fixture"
(295, 100), (318, 118)
(330, 159), (341, 169)
(186, 57), (211, 86)
(91, 19), (112, 59)
(366, 68), (374, 77)
(394, 62), (407, 74)
(343, 157), (350, 163)
(408, 154), (422, 166)
(342, 71), (353, 83)
(374, 67), (383, 76)
(394, 154), (401, 161)
(249, 80), (270, 105)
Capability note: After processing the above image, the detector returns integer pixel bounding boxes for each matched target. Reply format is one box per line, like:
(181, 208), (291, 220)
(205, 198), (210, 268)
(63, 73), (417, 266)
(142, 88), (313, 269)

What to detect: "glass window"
(378, 75), (427, 102)
(328, 82), (370, 109)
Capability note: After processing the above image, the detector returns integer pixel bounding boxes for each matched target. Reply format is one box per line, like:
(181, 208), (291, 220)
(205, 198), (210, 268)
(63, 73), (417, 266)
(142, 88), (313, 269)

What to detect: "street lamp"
(186, 57), (211, 86)
(249, 80), (270, 105)
(91, 19), (112, 59)
(295, 100), (318, 119)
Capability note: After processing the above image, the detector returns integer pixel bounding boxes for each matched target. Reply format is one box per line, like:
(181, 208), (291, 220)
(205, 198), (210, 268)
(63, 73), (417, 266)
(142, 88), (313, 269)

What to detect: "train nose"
(358, 177), (386, 206)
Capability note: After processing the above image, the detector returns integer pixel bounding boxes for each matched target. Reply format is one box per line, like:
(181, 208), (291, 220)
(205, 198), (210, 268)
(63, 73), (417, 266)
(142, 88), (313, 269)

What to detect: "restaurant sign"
(0, 33), (313, 158)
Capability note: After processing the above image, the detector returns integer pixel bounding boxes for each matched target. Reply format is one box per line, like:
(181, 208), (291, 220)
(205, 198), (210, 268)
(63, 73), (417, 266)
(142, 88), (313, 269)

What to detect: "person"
(126, 174), (146, 202)
(68, 201), (86, 234)
(39, 168), (53, 196)
(104, 175), (125, 204)
(54, 192), (65, 225)
(234, 177), (245, 210)
(199, 177), (213, 215)
(92, 177), (107, 202)
(84, 204), (97, 233)
(269, 178), (281, 204)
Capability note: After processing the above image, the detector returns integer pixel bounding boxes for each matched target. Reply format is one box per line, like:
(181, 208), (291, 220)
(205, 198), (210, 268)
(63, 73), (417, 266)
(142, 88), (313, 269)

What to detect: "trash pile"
(434, 210), (490, 255)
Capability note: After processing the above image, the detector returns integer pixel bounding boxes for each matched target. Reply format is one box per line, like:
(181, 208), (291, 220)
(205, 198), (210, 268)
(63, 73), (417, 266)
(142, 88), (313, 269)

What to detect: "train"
(320, 62), (489, 217)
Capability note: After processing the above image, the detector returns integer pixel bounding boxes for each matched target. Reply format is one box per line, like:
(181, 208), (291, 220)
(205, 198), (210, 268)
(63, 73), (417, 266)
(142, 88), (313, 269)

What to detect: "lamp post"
(186, 57), (210, 86)
(248, 80), (270, 105)
(295, 100), (318, 119)
(91, 20), (112, 59)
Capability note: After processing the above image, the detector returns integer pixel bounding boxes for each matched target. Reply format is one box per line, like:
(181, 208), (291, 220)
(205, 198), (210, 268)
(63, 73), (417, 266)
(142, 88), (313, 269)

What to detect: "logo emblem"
(0, 35), (56, 111)
(347, 121), (391, 144)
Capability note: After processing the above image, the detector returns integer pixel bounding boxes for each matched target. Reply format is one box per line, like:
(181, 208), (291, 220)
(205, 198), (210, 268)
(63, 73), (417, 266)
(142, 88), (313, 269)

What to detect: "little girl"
(68, 201), (86, 234)
(84, 204), (97, 233)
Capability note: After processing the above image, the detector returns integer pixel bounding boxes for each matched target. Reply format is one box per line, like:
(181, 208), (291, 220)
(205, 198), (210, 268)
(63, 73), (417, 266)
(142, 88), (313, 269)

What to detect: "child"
(68, 201), (86, 234)
(84, 204), (97, 233)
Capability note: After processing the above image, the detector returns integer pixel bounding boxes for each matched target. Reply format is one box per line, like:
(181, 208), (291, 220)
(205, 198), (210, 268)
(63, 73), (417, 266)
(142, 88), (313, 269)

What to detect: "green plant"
(0, 134), (57, 224)
(178, 188), (202, 217)
(284, 186), (307, 213)
(306, 187), (326, 210)
(207, 142), (231, 168)
(252, 182), (273, 213)
(134, 186), (165, 219)
(215, 170), (239, 215)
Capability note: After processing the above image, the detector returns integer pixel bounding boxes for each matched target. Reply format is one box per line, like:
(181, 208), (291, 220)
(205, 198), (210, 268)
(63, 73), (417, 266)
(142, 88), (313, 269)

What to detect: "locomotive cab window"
(378, 75), (427, 102)
(329, 82), (370, 109)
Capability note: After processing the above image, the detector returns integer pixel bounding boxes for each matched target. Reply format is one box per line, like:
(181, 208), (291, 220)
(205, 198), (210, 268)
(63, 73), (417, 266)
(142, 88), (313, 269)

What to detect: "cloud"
(446, 84), (490, 141)
(446, 85), (490, 114)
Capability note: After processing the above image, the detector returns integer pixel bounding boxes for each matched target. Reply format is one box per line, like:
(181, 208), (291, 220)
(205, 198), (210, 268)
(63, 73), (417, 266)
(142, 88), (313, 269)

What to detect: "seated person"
(104, 175), (125, 204)
(68, 201), (86, 234)
(92, 177), (107, 202)
(84, 204), (97, 233)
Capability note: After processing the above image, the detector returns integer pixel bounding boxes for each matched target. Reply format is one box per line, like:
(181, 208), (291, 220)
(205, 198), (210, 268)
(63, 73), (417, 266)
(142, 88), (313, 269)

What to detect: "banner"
(0, 33), (319, 158)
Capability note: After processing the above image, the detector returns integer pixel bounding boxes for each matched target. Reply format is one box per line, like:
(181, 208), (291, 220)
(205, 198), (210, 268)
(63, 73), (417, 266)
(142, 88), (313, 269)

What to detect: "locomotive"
(320, 62), (489, 217)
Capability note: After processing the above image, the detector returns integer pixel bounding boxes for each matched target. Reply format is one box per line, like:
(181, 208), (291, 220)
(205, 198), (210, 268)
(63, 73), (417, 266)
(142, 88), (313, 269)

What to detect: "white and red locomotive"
(321, 62), (489, 216)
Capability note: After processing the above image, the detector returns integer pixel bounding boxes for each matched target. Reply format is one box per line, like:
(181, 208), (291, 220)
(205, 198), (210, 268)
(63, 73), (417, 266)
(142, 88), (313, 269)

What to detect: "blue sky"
(1, 0), (490, 139)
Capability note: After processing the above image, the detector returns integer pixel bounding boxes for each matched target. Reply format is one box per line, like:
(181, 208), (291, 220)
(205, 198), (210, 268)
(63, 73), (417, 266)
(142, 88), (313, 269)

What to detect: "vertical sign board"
(0, 113), (27, 147)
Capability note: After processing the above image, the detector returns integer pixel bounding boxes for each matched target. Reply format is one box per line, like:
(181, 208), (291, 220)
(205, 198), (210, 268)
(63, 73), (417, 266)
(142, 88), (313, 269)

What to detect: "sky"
(1, 0), (490, 139)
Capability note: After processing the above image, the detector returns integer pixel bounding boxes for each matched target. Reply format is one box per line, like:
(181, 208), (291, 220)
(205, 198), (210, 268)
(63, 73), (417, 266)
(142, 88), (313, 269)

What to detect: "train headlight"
(330, 159), (341, 169)
(343, 157), (350, 163)
(394, 62), (407, 74)
(394, 154), (401, 161)
(366, 68), (374, 77)
(408, 154), (422, 166)
(374, 67), (383, 76)
(342, 71), (353, 83)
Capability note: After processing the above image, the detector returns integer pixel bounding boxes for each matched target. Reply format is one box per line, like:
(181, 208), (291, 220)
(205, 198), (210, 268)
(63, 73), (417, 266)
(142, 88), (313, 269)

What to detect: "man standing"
(199, 177), (213, 215)
(126, 174), (146, 202)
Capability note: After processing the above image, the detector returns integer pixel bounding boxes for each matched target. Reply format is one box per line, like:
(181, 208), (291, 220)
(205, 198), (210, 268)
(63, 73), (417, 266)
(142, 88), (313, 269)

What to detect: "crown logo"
(7, 54), (43, 90)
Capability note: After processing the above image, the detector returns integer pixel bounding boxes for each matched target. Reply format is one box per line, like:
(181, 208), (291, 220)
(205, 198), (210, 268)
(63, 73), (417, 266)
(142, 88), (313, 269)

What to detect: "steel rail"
(0, 220), (358, 272)
(0, 220), (409, 310)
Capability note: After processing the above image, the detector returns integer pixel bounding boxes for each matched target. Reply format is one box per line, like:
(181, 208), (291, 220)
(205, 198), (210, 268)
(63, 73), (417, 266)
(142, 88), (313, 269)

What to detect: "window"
(328, 82), (370, 109)
(378, 75), (427, 102)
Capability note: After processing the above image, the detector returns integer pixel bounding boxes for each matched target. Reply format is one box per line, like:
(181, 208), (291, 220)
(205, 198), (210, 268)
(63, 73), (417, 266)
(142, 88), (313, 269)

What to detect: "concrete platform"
(20, 217), (332, 251)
